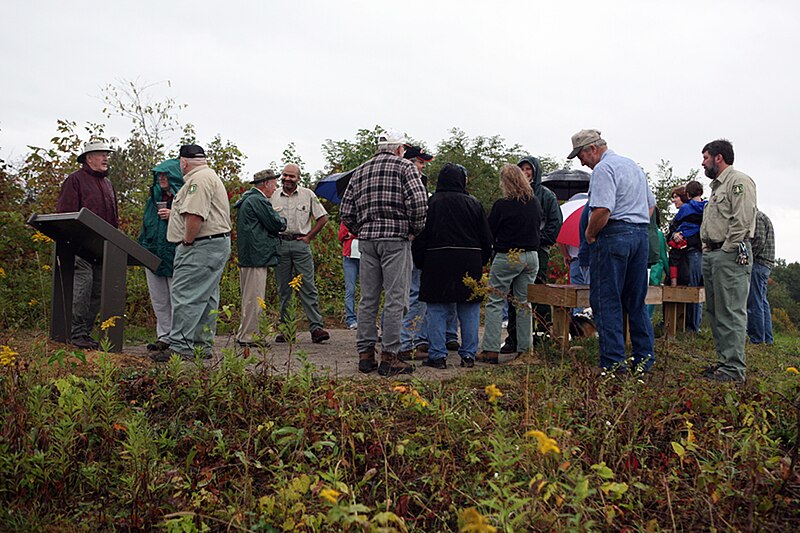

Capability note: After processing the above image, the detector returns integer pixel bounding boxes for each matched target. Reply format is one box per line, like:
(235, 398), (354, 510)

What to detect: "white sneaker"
(501, 320), (509, 329)
(348, 322), (358, 330)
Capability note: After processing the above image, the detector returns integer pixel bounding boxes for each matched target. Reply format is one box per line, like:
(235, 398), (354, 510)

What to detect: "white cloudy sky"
(2, 0), (799, 261)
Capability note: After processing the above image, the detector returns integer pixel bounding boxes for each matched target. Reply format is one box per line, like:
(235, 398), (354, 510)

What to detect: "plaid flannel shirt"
(751, 210), (775, 268)
(340, 150), (427, 240)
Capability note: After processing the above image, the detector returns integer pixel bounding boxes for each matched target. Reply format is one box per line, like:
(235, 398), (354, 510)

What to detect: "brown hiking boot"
(377, 351), (414, 376)
(311, 328), (330, 343)
(476, 351), (499, 364)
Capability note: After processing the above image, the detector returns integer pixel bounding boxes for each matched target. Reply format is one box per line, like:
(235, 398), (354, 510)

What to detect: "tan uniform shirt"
(700, 166), (757, 253)
(270, 186), (327, 235)
(167, 165), (232, 243)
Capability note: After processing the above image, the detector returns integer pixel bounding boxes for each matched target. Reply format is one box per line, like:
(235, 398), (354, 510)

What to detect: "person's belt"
(194, 232), (231, 242)
(705, 241), (724, 251)
(279, 233), (305, 241)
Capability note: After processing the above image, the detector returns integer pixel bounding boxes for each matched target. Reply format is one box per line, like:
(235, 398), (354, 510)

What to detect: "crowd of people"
(55, 130), (775, 382)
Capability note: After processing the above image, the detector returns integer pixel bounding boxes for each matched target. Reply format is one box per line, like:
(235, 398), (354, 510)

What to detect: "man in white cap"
(340, 130), (428, 376)
(56, 139), (118, 349)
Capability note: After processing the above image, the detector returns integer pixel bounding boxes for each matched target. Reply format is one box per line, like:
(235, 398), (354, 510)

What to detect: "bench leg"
(663, 302), (686, 339)
(552, 306), (570, 360)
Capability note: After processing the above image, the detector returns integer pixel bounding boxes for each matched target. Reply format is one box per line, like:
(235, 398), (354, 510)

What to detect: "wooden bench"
(527, 283), (705, 352)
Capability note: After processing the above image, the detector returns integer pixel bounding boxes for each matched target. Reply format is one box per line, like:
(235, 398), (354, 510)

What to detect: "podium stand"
(27, 208), (161, 352)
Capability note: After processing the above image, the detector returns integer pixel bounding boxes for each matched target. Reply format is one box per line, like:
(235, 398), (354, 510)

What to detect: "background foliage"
(1, 79), (798, 335)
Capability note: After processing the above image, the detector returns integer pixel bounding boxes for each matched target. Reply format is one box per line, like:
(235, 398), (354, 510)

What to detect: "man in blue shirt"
(568, 129), (656, 373)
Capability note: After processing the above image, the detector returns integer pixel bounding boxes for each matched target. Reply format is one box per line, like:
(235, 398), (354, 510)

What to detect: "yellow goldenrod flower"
(28, 299), (38, 307)
(485, 384), (503, 403)
(31, 231), (53, 244)
(42, 264), (52, 272)
(100, 316), (120, 331)
(0, 267), (5, 277)
(319, 488), (341, 503)
(459, 507), (497, 533)
(787, 367), (799, 374)
(257, 296), (267, 311)
(0, 345), (18, 366)
(288, 274), (303, 292)
(525, 429), (561, 455)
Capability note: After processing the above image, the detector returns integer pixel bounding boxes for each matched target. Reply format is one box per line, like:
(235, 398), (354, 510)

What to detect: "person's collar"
(714, 165), (735, 183)
(81, 163), (108, 178)
(279, 187), (298, 197)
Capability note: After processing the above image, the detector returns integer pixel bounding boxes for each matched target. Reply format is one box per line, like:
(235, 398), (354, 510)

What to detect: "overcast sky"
(2, 0), (799, 261)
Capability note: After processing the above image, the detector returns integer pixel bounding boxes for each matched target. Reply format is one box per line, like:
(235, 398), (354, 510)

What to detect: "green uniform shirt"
(700, 166), (757, 253)
(167, 165), (232, 242)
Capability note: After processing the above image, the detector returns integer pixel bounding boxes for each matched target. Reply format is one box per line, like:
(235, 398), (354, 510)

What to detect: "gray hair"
(183, 157), (208, 168)
(378, 142), (403, 153)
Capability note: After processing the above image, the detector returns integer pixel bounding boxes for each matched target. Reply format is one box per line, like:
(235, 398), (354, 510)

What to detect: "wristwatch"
(181, 240), (193, 246)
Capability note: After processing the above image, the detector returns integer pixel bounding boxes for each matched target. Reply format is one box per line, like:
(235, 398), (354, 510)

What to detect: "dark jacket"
(412, 165), (493, 303)
(138, 159), (183, 277)
(56, 164), (118, 227)
(234, 187), (286, 268)
(518, 156), (562, 275)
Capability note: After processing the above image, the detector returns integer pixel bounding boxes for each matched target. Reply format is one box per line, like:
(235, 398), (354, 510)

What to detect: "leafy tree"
(321, 126), (385, 174)
(427, 128), (526, 213)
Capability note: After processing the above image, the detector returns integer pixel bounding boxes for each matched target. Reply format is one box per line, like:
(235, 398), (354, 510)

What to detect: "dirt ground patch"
(11, 328), (530, 381)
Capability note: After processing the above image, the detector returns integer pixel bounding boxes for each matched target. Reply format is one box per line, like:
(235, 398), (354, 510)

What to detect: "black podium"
(27, 208), (161, 352)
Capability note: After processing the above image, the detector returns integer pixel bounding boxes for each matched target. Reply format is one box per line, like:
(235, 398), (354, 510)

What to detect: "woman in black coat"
(412, 163), (493, 368)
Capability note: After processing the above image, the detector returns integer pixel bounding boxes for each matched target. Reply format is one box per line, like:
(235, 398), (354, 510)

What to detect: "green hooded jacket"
(233, 187), (287, 268)
(518, 156), (563, 276)
(138, 159), (183, 277)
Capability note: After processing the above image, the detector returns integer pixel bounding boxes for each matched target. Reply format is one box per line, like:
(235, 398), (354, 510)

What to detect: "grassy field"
(1, 330), (799, 532)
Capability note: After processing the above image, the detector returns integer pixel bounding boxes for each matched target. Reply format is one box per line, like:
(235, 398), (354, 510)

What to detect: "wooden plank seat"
(527, 283), (705, 352)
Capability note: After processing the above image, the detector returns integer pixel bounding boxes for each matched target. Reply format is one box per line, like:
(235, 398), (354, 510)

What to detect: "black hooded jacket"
(412, 164), (493, 303)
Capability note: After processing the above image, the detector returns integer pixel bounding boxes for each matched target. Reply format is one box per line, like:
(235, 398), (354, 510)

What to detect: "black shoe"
(460, 357), (475, 368)
(414, 343), (429, 353)
(147, 340), (170, 352)
(150, 350), (178, 363)
(704, 369), (744, 384)
(358, 358), (378, 373)
(499, 341), (516, 354)
(446, 341), (460, 351)
(275, 333), (286, 343)
(72, 336), (99, 350)
(701, 363), (722, 377)
(422, 357), (447, 369)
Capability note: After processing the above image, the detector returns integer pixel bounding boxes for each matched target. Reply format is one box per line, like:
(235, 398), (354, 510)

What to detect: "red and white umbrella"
(556, 193), (588, 247)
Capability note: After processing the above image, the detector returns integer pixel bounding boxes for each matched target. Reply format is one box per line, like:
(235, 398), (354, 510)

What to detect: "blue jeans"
(427, 302), (479, 361)
(589, 222), (654, 372)
(400, 266), (457, 350)
(747, 261), (773, 344)
(684, 248), (703, 331)
(342, 256), (359, 327)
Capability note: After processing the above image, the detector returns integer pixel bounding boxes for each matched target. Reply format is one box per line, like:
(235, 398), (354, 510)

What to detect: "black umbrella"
(541, 169), (591, 201)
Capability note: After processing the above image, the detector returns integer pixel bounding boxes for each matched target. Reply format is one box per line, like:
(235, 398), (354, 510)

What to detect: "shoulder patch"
(732, 183), (744, 196)
(188, 184), (198, 194)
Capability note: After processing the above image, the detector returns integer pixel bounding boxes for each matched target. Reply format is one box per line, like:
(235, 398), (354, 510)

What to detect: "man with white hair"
(340, 130), (428, 376)
(56, 139), (118, 349)
(152, 144), (232, 361)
